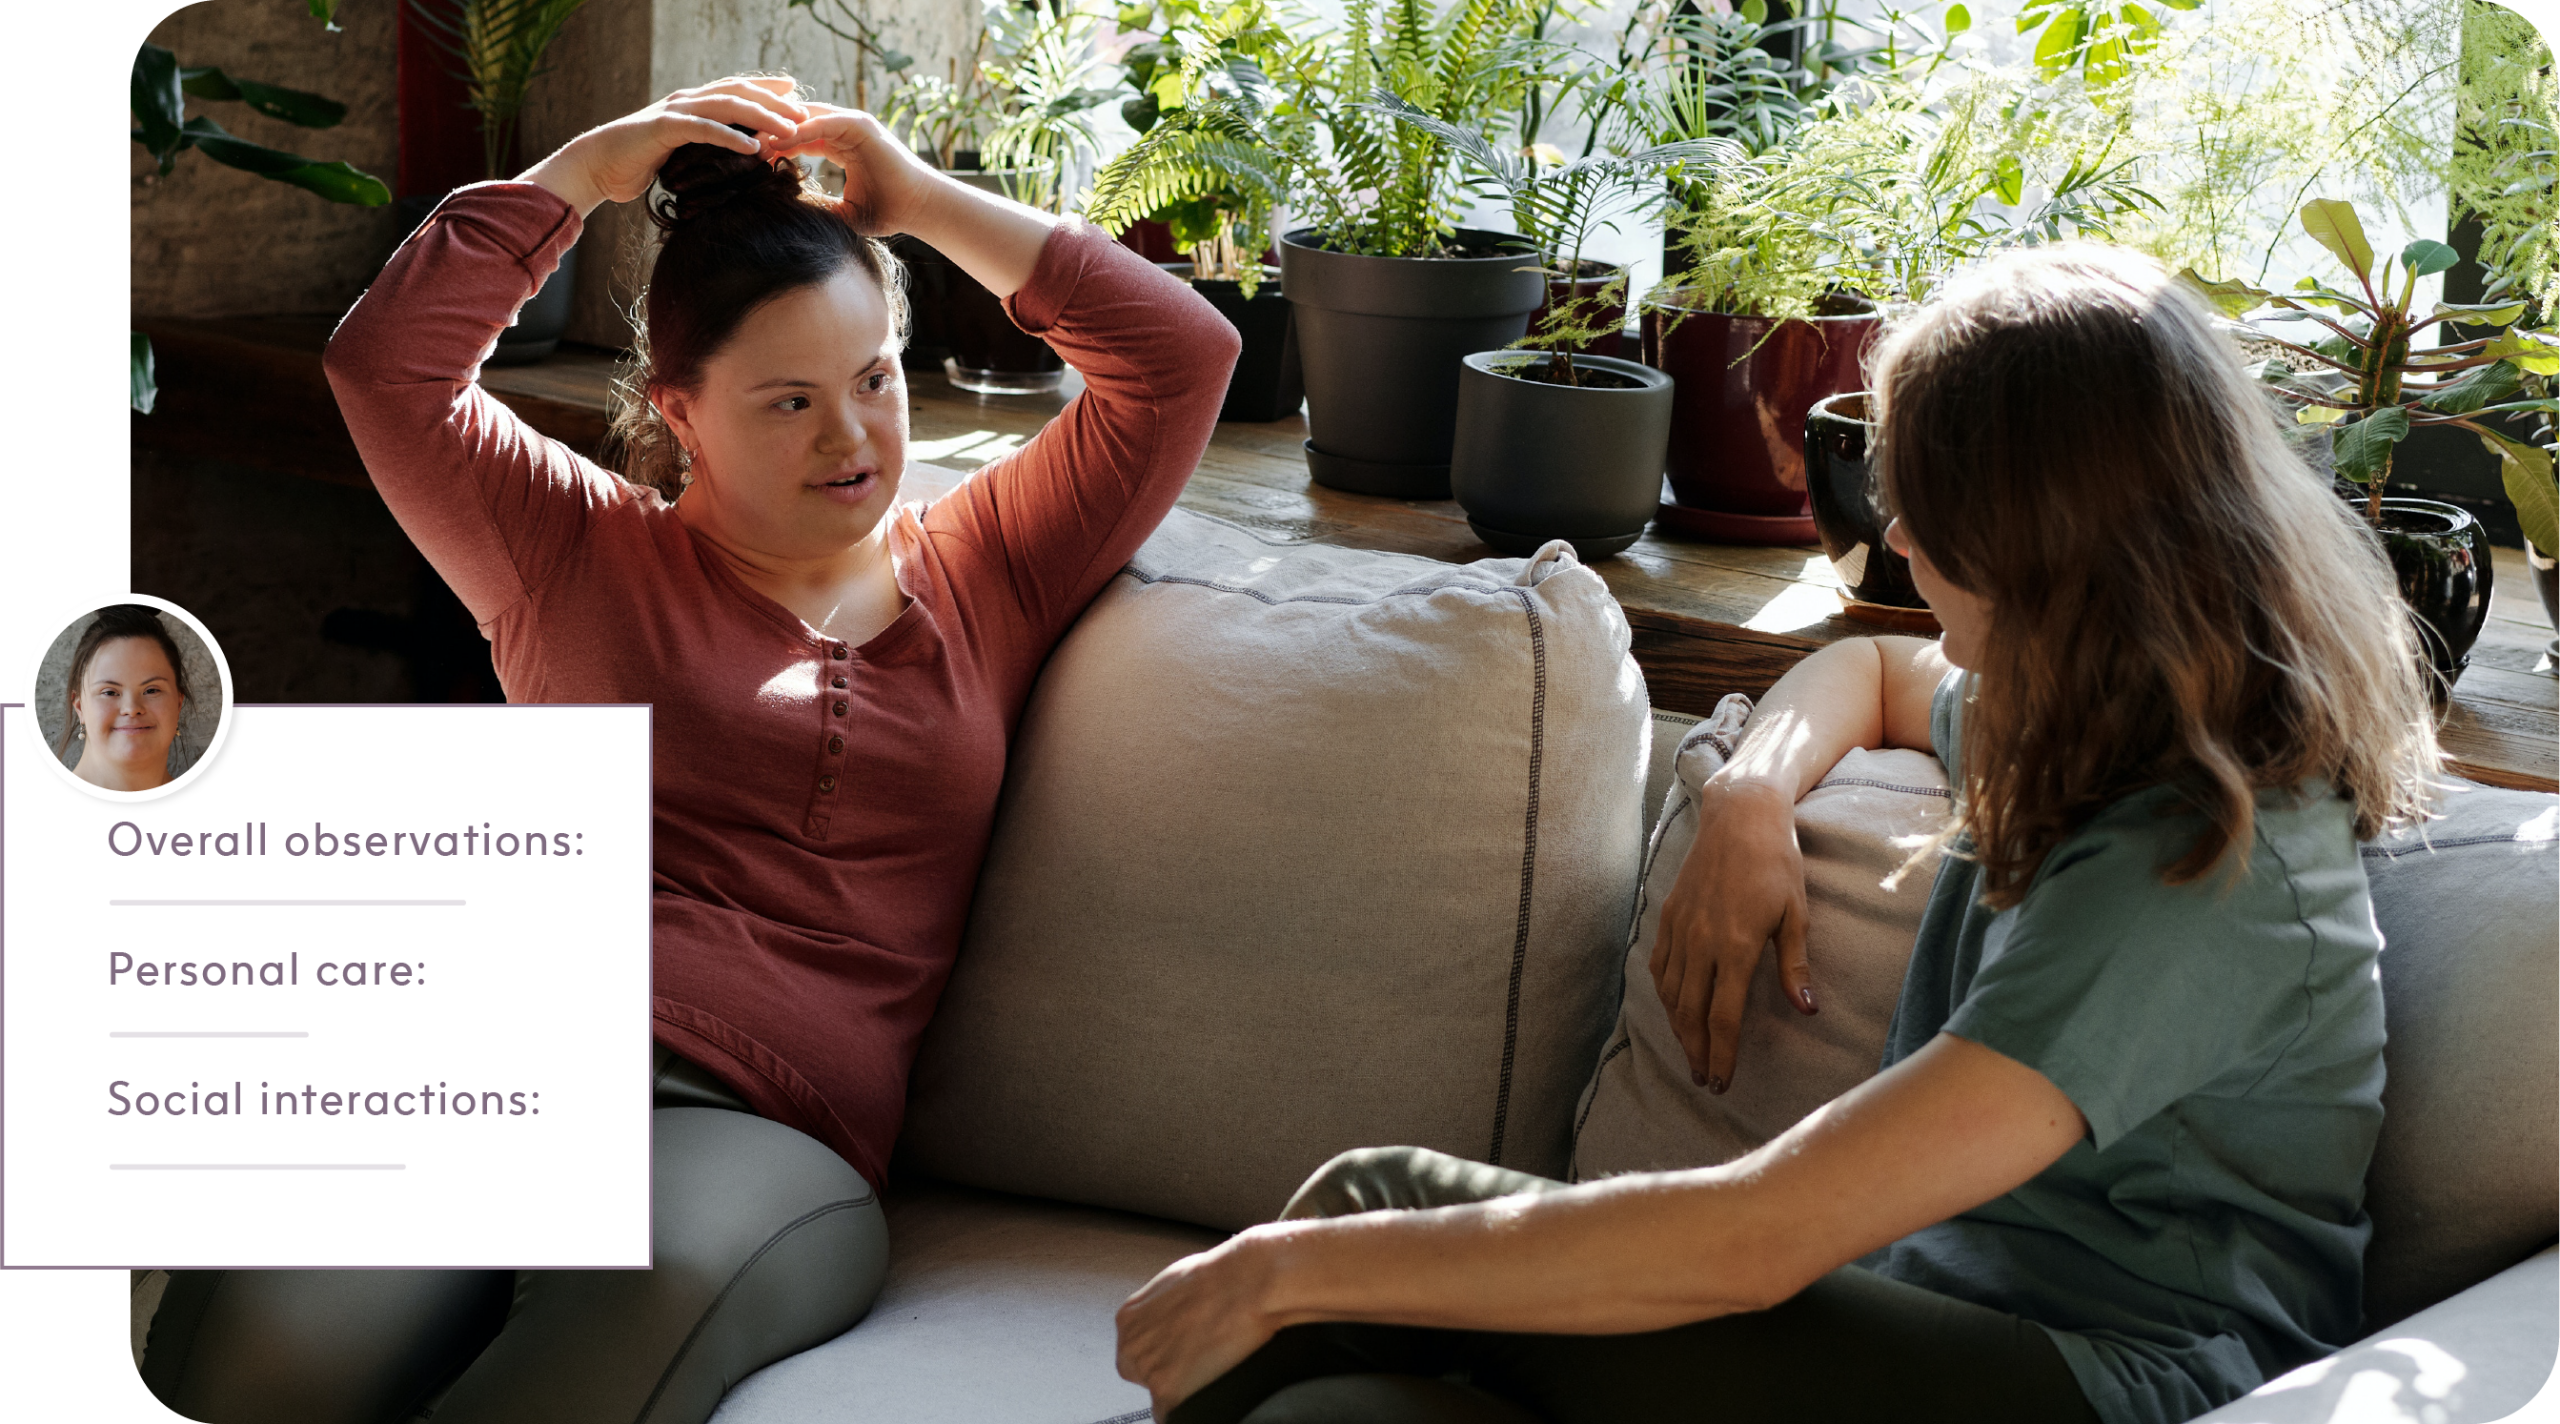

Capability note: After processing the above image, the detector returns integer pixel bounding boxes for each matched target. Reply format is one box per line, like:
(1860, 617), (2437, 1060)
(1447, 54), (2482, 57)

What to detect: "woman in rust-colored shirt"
(138, 76), (1237, 1424)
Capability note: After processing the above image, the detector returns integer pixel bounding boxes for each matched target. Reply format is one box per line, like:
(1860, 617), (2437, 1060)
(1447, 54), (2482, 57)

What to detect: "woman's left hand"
(767, 102), (939, 236)
(1116, 1232), (1285, 1421)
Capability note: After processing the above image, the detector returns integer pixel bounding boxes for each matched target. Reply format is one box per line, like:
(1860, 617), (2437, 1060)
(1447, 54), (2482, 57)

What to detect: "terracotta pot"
(1803, 391), (1936, 631)
(1523, 260), (1628, 360)
(1641, 293), (1879, 544)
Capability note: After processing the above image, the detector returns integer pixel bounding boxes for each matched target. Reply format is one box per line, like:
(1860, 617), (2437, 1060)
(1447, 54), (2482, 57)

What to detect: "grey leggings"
(1176, 1147), (2104, 1424)
(136, 1049), (888, 1424)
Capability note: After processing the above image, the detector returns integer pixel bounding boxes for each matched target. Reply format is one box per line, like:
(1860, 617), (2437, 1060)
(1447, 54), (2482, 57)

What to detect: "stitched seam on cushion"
(1570, 1033), (1635, 1159)
(1811, 777), (1952, 799)
(1120, 567), (1520, 608)
(2360, 834), (2541, 857)
(1093, 1412), (1154, 1424)
(1488, 590), (1548, 1167)
(630, 1197), (874, 1424)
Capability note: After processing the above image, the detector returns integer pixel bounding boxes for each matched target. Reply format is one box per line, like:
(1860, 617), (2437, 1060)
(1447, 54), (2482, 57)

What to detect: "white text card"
(3, 705), (652, 1267)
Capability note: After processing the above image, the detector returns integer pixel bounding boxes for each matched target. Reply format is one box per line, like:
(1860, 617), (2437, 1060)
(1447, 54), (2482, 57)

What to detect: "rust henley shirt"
(325, 180), (1239, 1185)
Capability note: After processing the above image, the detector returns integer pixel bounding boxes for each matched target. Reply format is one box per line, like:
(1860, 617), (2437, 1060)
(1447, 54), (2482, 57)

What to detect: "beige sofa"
(133, 503), (2560, 1423)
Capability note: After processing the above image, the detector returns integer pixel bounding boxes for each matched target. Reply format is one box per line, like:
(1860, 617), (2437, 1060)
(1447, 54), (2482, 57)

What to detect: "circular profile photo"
(33, 597), (233, 800)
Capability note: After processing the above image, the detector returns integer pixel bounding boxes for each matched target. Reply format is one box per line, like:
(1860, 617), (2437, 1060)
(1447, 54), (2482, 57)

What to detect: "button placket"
(805, 642), (855, 838)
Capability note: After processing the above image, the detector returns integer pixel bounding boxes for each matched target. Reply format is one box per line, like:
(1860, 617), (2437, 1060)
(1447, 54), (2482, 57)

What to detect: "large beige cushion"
(2357, 783), (2559, 1328)
(1570, 695), (1952, 1177)
(900, 507), (1649, 1230)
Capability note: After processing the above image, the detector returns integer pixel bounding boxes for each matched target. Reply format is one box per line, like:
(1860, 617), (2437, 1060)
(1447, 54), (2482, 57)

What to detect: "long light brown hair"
(1871, 243), (2440, 908)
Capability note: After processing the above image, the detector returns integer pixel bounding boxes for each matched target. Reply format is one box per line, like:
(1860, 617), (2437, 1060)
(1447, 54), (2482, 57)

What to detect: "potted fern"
(1253, 0), (1553, 500)
(2202, 199), (2558, 689)
(1085, 0), (1302, 421)
(1365, 94), (1723, 555)
(795, 0), (1120, 393)
(405, 0), (595, 364)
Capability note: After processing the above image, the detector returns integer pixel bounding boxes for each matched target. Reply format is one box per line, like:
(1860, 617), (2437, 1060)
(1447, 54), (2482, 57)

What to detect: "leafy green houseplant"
(1084, 0), (1305, 421)
(129, 36), (389, 412)
(401, 0), (596, 363)
(2201, 199), (2558, 684)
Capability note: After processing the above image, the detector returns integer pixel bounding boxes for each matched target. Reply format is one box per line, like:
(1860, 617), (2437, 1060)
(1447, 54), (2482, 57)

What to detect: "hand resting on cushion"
(1652, 635), (1950, 1092)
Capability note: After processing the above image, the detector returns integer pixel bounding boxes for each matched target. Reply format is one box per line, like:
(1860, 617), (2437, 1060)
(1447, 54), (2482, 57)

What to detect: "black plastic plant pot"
(2371, 497), (2495, 692)
(1160, 262), (1303, 423)
(1804, 392), (1934, 631)
(899, 170), (1065, 394)
(1449, 351), (1672, 560)
(1278, 227), (1545, 499)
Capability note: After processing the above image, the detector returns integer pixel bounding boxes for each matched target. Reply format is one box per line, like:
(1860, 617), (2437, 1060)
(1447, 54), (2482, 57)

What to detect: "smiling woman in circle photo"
(41, 603), (221, 795)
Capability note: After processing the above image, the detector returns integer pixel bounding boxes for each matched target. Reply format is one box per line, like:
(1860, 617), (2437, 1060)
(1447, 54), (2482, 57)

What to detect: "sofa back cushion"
(899, 507), (1649, 1231)
(1571, 697), (1952, 1177)
(1573, 709), (2558, 1330)
(2357, 785), (2559, 1327)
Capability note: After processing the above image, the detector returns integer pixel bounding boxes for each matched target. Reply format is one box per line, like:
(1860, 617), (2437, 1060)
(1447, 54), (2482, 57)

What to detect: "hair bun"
(649, 128), (806, 231)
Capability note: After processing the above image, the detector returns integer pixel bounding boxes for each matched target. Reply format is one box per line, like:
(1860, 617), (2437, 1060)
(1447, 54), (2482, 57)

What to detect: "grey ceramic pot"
(1450, 351), (1674, 559)
(1278, 227), (1545, 499)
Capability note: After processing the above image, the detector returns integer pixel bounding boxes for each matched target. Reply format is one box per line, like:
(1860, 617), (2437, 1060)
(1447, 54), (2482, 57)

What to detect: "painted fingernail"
(1798, 987), (1818, 1014)
(1707, 1075), (1727, 1095)
(1692, 1069), (1707, 1088)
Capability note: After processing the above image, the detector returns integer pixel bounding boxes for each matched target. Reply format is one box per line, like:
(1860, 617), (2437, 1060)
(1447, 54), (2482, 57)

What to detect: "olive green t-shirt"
(1872, 673), (2384, 1424)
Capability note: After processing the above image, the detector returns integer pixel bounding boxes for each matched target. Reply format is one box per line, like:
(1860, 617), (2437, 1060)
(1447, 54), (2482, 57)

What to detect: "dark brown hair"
(1870, 243), (2439, 909)
(57, 605), (191, 759)
(609, 135), (907, 498)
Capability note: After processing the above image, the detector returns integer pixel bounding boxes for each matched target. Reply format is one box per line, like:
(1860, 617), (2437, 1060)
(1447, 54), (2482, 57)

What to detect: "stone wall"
(130, 0), (403, 321)
(131, 0), (982, 343)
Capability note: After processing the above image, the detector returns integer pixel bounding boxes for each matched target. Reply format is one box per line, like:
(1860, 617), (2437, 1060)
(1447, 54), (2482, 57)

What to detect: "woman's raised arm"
(1117, 1030), (2086, 1415)
(1652, 635), (1949, 1092)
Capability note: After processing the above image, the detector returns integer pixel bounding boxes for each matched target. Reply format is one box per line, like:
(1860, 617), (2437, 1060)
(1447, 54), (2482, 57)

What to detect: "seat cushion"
(901, 506), (1650, 1230)
(711, 1181), (1220, 1424)
(1571, 695), (1953, 1177)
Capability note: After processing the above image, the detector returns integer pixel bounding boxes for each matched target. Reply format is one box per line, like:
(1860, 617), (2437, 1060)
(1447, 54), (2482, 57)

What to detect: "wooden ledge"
(129, 315), (2557, 791)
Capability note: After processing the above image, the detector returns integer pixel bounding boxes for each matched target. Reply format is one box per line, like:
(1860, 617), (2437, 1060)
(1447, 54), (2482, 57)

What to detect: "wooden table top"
(132, 316), (2557, 792)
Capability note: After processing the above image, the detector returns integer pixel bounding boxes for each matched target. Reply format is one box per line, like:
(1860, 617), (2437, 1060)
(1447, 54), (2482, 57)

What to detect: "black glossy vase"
(2371, 497), (2495, 691)
(1159, 262), (1303, 422)
(1449, 351), (1673, 559)
(1278, 227), (1544, 499)
(1803, 392), (1938, 630)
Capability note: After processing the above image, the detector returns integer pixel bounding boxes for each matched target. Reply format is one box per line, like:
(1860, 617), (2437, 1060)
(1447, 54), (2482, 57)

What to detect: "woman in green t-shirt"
(1115, 243), (2442, 1424)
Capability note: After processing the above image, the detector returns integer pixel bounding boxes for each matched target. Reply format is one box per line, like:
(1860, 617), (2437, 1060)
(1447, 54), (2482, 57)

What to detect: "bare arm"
(1653, 635), (1949, 1091)
(1117, 1033), (2085, 1415)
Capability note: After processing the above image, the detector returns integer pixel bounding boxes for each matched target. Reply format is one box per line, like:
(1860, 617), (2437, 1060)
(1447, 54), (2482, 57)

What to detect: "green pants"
(137, 1049), (887, 1424)
(1173, 1146), (2103, 1424)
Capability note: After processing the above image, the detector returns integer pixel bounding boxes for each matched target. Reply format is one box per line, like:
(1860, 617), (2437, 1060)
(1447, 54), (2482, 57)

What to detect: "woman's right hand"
(1650, 774), (1815, 1095)
(519, 77), (812, 216)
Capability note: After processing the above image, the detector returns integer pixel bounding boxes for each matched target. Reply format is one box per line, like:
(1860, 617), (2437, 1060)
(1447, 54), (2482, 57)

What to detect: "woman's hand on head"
(1117, 1232), (1286, 1421)
(766, 103), (939, 237)
(1651, 776), (1814, 1095)
(520, 77), (810, 216)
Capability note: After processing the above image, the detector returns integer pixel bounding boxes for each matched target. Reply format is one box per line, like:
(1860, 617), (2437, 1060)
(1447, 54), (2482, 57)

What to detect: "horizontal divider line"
(109, 1032), (310, 1039)
(110, 1164), (406, 1171)
(107, 899), (467, 907)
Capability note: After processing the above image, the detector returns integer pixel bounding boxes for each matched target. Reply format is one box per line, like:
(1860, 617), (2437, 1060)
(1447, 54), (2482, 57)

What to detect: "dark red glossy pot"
(1641, 293), (1879, 544)
(1523, 260), (1628, 360)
